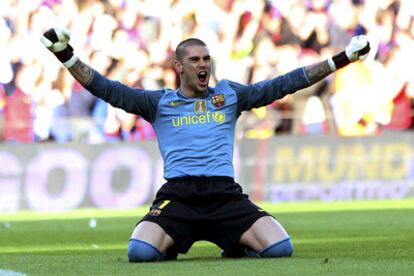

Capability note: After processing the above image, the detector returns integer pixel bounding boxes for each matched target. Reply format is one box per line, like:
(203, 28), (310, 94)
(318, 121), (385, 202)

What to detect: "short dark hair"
(175, 38), (207, 61)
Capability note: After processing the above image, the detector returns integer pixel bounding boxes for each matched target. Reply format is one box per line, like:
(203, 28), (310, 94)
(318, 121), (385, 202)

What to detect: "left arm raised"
(304, 35), (371, 85)
(303, 60), (333, 85)
(234, 35), (370, 113)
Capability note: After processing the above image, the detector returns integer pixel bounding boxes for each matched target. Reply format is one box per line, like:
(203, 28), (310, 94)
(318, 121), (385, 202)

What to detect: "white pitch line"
(0, 269), (26, 276)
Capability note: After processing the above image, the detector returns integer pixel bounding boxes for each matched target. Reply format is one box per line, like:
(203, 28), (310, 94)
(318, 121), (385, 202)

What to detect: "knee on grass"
(246, 237), (293, 258)
(128, 239), (163, 262)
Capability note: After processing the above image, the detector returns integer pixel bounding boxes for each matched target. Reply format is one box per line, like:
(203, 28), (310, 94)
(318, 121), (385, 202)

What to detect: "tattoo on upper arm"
(304, 61), (333, 85)
(68, 60), (94, 86)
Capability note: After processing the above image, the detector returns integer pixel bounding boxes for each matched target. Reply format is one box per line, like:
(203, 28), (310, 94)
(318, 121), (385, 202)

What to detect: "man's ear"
(174, 59), (183, 73)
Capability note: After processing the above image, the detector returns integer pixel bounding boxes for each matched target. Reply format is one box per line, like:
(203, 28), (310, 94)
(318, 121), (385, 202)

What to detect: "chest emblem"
(212, 111), (226, 123)
(211, 94), (225, 107)
(194, 100), (207, 113)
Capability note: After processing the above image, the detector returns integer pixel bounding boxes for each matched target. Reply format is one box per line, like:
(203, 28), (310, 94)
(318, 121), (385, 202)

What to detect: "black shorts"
(139, 176), (271, 256)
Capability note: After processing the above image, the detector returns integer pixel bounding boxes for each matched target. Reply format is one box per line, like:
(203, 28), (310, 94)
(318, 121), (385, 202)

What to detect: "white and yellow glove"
(41, 28), (78, 68)
(328, 35), (370, 71)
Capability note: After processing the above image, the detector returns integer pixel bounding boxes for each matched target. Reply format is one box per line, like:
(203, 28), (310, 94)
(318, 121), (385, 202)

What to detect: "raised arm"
(40, 28), (93, 86)
(303, 60), (333, 85)
(304, 35), (370, 84)
(68, 60), (94, 86)
(40, 28), (162, 123)
(235, 35), (370, 112)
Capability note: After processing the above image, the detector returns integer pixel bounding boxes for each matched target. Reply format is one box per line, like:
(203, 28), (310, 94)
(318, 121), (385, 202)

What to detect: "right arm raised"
(68, 59), (94, 87)
(41, 28), (95, 86)
(41, 28), (161, 123)
(40, 28), (92, 86)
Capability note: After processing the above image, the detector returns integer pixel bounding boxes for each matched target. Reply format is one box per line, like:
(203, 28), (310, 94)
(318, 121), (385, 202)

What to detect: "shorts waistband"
(166, 176), (235, 183)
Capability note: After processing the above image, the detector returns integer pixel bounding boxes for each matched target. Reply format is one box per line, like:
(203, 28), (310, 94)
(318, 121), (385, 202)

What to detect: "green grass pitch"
(1, 200), (413, 275)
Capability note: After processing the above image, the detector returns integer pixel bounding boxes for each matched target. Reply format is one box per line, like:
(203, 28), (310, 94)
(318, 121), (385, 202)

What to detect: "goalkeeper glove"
(41, 28), (78, 68)
(328, 35), (370, 71)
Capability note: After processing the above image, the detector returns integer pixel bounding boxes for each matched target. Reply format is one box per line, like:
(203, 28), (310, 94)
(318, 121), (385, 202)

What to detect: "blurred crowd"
(0, 0), (413, 143)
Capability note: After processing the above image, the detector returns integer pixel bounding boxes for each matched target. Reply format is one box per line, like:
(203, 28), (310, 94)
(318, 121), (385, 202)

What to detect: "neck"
(180, 84), (208, 98)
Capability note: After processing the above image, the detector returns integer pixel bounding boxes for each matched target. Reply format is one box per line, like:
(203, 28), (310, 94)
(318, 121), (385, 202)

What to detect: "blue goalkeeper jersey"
(85, 68), (310, 179)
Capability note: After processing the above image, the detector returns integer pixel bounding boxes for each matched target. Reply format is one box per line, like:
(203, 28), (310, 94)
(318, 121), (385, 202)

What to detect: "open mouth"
(197, 71), (208, 86)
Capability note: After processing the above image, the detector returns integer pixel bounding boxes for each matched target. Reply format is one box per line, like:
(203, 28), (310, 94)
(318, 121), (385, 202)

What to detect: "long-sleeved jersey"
(85, 68), (310, 179)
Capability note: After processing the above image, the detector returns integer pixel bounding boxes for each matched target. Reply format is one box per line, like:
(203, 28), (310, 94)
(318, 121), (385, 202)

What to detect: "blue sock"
(259, 237), (293, 257)
(245, 237), (293, 258)
(128, 239), (164, 262)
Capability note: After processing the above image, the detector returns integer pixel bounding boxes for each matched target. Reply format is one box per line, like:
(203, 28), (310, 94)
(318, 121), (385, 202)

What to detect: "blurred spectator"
(1, 63), (35, 142)
(0, 0), (413, 143)
(291, 48), (331, 135)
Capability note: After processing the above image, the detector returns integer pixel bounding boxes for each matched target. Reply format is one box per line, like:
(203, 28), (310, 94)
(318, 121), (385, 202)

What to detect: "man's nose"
(199, 60), (209, 69)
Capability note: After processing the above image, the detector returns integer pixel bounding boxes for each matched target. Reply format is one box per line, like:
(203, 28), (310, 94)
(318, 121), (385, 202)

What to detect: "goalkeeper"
(41, 28), (370, 262)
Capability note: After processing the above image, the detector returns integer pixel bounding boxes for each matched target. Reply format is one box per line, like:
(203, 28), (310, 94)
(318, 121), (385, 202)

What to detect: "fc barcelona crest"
(211, 94), (225, 107)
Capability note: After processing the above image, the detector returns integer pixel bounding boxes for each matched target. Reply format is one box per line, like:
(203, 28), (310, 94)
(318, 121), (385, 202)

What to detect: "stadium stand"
(0, 0), (413, 143)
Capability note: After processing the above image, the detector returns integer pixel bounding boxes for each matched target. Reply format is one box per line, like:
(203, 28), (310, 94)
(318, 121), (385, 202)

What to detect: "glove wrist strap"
(328, 51), (350, 71)
(62, 55), (78, 68)
(54, 44), (74, 63)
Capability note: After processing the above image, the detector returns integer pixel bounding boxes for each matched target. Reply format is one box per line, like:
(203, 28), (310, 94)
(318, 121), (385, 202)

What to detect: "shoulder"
(214, 79), (252, 98)
(139, 88), (170, 100)
(214, 79), (248, 94)
(156, 88), (179, 101)
(208, 80), (241, 108)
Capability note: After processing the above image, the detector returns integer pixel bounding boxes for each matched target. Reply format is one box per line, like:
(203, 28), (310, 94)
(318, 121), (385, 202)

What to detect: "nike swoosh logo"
(170, 101), (186, 107)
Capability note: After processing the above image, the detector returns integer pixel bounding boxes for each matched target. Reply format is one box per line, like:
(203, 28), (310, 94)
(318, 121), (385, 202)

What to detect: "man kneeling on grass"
(41, 27), (369, 261)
